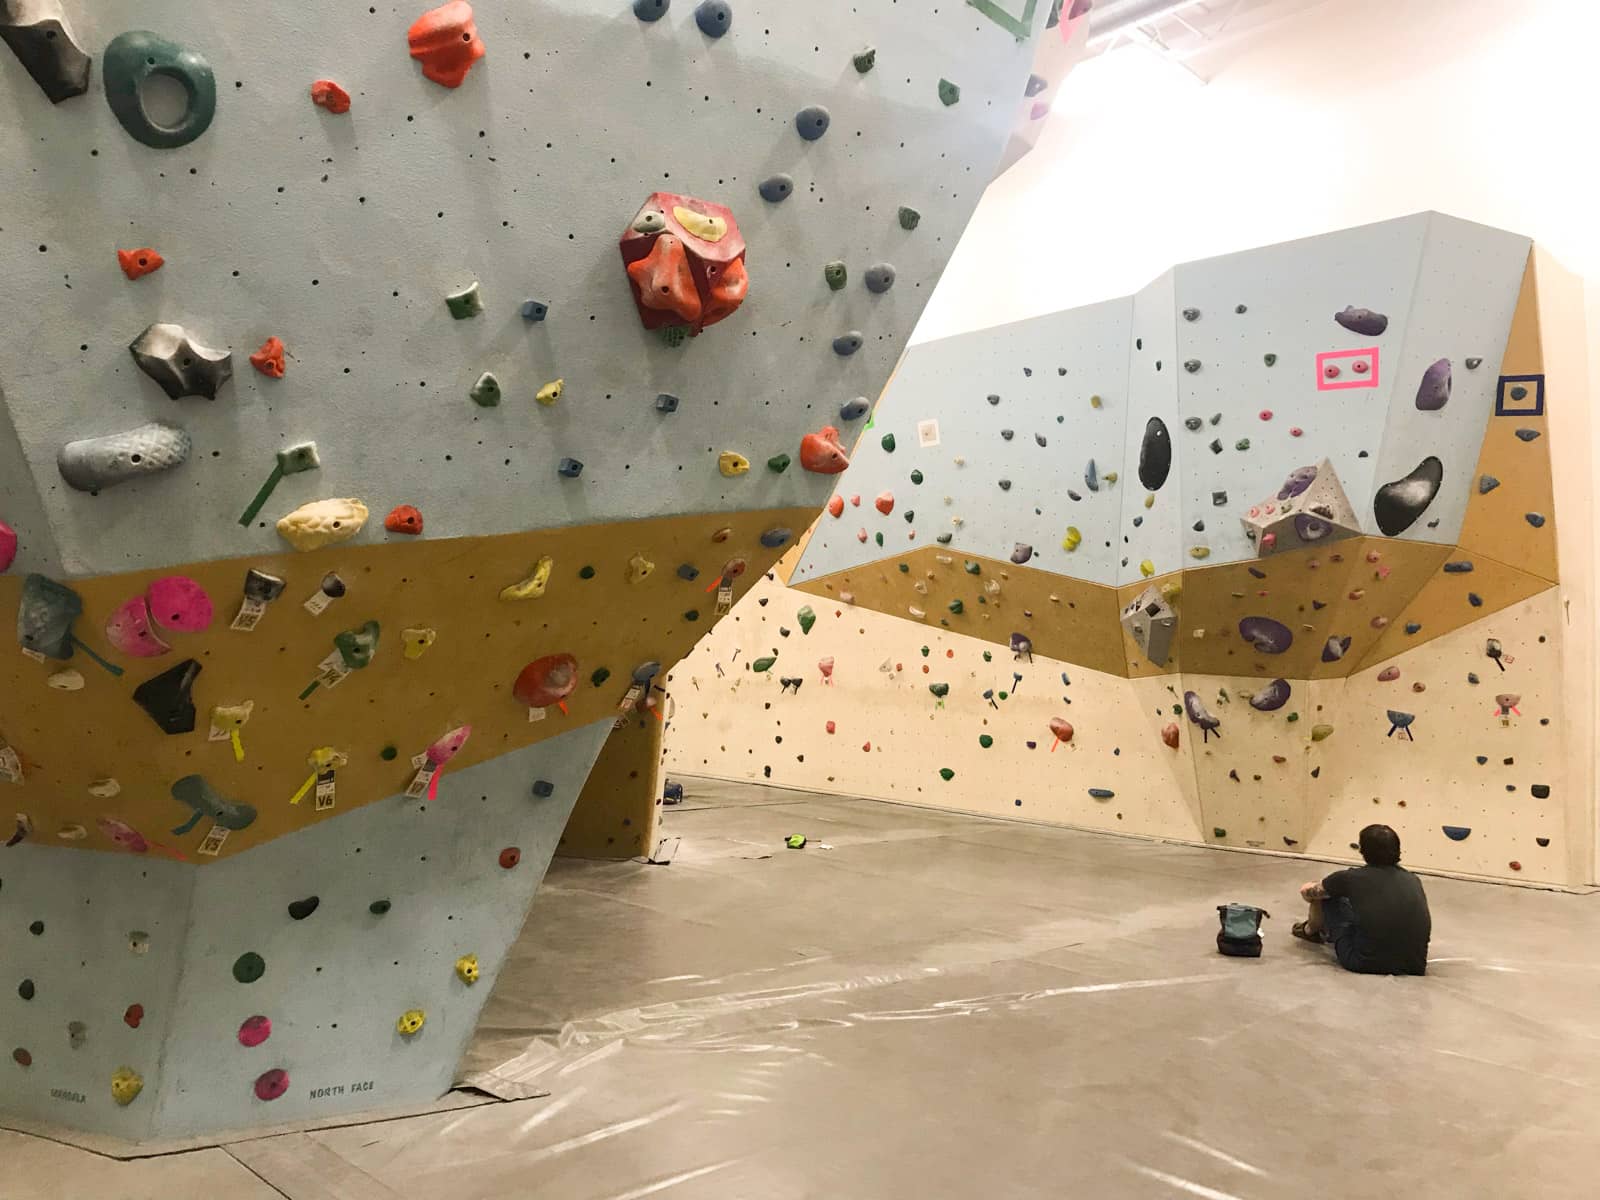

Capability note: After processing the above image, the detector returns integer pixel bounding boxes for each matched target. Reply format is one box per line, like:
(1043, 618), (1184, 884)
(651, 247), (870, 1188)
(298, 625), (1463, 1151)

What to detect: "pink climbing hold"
(874, 491), (895, 516)
(826, 720), (836, 733)
(254, 1068), (290, 1102)
(1048, 717), (1073, 751)
(104, 596), (171, 658)
(818, 656), (834, 681)
(1259, 409), (1273, 421)
(1290, 427), (1303, 437)
(826, 495), (844, 518)
(1377, 666), (1400, 682)
(850, 495), (861, 507)
(97, 818), (150, 854)
(857, 529), (867, 542)
(147, 576), (214, 634)
(0, 519), (18, 573)
(426, 725), (472, 767)
(237, 1015), (272, 1047)
(1261, 532), (1277, 551)
(799, 426), (850, 475)
(309, 79), (352, 113)
(407, 1), (486, 88)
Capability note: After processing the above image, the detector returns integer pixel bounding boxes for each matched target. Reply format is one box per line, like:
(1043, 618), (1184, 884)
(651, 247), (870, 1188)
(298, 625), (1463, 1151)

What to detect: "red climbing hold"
(12, 1049), (31, 1067)
(1509, 861), (1522, 871)
(626, 234), (701, 325)
(827, 495), (844, 518)
(861, 741), (871, 752)
(407, 1), (486, 88)
(874, 491), (894, 516)
(619, 193), (747, 334)
(0, 519), (16, 573)
(1290, 427), (1303, 437)
(800, 426), (850, 475)
(826, 720), (836, 733)
(254, 1068), (290, 1101)
(1259, 409), (1273, 421)
(124, 1003), (145, 1028)
(514, 653), (580, 709)
(498, 846), (522, 869)
(116, 248), (164, 280)
(249, 337), (286, 379)
(1161, 722), (1180, 749)
(384, 504), (424, 535)
(1048, 718), (1073, 751)
(310, 79), (352, 113)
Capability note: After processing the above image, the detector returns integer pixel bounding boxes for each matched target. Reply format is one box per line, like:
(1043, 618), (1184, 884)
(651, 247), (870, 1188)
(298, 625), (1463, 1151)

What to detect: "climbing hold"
(1248, 679), (1291, 711)
(518, 298), (551, 324)
(396, 1009), (426, 1036)
(407, 1), (485, 88)
(852, 45), (876, 72)
(130, 323), (232, 400)
(0, 520), (14, 574)
(694, 0), (732, 37)
(1183, 359), (1201, 374)
(310, 78), (351, 113)
(247, 336), (287, 379)
(1321, 636), (1351, 663)
(1161, 723), (1180, 750)
(1189, 547), (1211, 560)
(236, 1015), (272, 1048)
(232, 951), (266, 984)
(839, 397), (870, 421)
(752, 655), (777, 673)
(104, 31), (216, 148)
(937, 77), (961, 105)
(938, 768), (955, 781)
(536, 379), (564, 406)
(1011, 544), (1033, 564)
(46, 668), (83, 690)
(633, 0), (670, 19)
(864, 263), (896, 294)
(1514, 428), (1541, 442)
(718, 451), (750, 477)
(759, 174), (794, 202)
(500, 556), (554, 600)
(513, 653), (579, 709)
(624, 552), (656, 585)
(401, 628), (437, 660)
(498, 847), (521, 869)
(795, 104), (831, 140)
(253, 1069), (290, 1102)
(1138, 559), (1154, 578)
(58, 421), (192, 492)
(1238, 616), (1293, 654)
(332, 620), (381, 670)
(446, 282), (484, 319)
(1334, 306), (1388, 336)
(111, 1067), (144, 1107)
(1138, 417), (1172, 490)
(287, 896), (319, 921)
(800, 426), (850, 474)
(1414, 357), (1453, 411)
(557, 457), (584, 479)
(1377, 665), (1400, 682)
(824, 261), (848, 291)
(104, 596), (168, 657)
(1184, 693), (1221, 741)
(1525, 512), (1547, 528)
(276, 498), (368, 552)
(378, 504), (425, 537)
(1442, 826), (1471, 841)
(1309, 724), (1334, 742)
(1062, 527), (1081, 552)
(469, 372), (501, 406)
(898, 206), (921, 231)
(874, 491), (894, 516)
(1182, 307), (1200, 322)
(133, 659), (201, 734)
(455, 953), (481, 985)
(0, 0), (90, 102)
(760, 528), (793, 549)
(833, 331), (864, 356)
(621, 193), (747, 333)
(116, 248), (165, 281)
(1443, 561), (1474, 573)
(1088, 788), (1114, 800)
(1374, 456), (1443, 536)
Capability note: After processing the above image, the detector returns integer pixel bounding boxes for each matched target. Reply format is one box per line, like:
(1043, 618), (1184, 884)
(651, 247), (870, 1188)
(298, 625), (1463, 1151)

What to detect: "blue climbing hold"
(1514, 428), (1541, 442)
(864, 263), (897, 294)
(1442, 825), (1471, 841)
(557, 457), (583, 479)
(832, 331), (863, 356)
(840, 397), (870, 421)
(1525, 512), (1547, 528)
(1088, 788), (1115, 799)
(760, 528), (793, 548)
(521, 299), (549, 322)
(795, 105), (831, 141)
(1404, 622), (1421, 634)
(759, 174), (794, 202)
(633, 0), (670, 19)
(676, 563), (699, 581)
(1085, 459), (1099, 492)
(1468, 593), (1483, 607)
(1478, 474), (1501, 494)
(694, 0), (732, 37)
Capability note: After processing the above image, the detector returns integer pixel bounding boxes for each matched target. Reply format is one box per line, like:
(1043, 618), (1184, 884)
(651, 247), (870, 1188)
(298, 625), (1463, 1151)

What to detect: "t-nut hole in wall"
(138, 71), (191, 132)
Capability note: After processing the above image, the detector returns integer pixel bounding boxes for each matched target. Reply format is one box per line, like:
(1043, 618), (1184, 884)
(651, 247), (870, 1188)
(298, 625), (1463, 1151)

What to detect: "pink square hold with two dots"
(1315, 347), (1380, 390)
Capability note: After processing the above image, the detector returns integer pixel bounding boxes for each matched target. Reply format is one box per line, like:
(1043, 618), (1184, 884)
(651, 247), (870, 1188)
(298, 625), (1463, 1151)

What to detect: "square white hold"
(917, 419), (941, 448)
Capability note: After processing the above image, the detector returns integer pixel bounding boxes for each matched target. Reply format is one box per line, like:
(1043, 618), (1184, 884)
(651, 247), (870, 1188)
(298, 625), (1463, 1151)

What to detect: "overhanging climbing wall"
(0, 0), (1050, 1147)
(670, 215), (1595, 888)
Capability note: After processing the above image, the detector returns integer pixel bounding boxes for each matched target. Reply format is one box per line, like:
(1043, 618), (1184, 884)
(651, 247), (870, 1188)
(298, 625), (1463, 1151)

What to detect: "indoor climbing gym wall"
(0, 0), (1050, 1148)
(668, 213), (1597, 890)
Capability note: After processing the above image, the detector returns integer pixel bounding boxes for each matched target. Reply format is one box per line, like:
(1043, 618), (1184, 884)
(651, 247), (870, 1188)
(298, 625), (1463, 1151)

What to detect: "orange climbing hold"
(384, 504), (424, 535)
(407, 1), (486, 88)
(862, 741), (871, 752)
(626, 234), (702, 325)
(1048, 718), (1074, 751)
(310, 79), (352, 113)
(116, 248), (164, 280)
(800, 426), (850, 475)
(1161, 722), (1180, 749)
(249, 337), (286, 379)
(827, 495), (844, 518)
(875, 491), (895, 516)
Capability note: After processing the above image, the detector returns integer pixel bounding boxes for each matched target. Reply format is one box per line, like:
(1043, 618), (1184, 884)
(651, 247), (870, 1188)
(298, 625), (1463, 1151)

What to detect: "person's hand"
(1299, 881), (1323, 902)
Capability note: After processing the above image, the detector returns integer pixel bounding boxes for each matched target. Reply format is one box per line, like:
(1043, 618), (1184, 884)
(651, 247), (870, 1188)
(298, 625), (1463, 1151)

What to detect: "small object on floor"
(1291, 920), (1325, 944)
(785, 833), (807, 849)
(662, 778), (684, 804)
(647, 836), (680, 865)
(1216, 903), (1269, 957)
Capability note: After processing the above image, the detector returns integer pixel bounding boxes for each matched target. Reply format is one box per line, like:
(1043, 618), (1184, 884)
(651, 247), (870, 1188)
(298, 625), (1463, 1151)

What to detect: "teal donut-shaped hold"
(103, 31), (216, 149)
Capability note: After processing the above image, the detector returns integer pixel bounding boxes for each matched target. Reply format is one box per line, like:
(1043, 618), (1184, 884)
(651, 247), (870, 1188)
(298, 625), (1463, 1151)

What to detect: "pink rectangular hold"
(1316, 347), (1380, 391)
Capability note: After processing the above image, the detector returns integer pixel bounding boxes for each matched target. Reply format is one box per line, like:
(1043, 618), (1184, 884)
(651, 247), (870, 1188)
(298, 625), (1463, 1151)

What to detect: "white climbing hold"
(275, 498), (369, 552)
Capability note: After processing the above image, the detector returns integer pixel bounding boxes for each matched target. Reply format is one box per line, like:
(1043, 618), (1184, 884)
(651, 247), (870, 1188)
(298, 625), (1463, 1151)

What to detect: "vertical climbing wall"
(668, 218), (1597, 890)
(0, 0), (1051, 1147)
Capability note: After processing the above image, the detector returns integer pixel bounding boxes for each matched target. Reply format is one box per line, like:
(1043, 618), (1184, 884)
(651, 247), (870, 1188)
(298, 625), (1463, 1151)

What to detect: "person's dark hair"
(1359, 824), (1401, 867)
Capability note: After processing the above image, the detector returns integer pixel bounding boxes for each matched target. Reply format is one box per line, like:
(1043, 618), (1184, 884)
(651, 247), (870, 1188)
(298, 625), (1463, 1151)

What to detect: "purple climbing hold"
(1293, 512), (1333, 542)
(1334, 306), (1388, 336)
(1276, 465), (1318, 501)
(1238, 616), (1294, 654)
(1248, 679), (1291, 712)
(1415, 358), (1451, 410)
(1184, 691), (1222, 741)
(1010, 632), (1033, 660)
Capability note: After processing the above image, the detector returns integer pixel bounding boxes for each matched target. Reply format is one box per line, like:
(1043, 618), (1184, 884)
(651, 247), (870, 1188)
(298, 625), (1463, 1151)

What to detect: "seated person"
(1293, 824), (1431, 976)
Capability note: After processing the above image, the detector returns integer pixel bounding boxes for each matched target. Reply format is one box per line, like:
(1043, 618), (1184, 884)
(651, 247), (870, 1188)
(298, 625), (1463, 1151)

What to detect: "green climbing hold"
(104, 31), (217, 150)
(334, 621), (381, 669)
(752, 655), (777, 673)
(948, 599), (963, 614)
(979, 734), (993, 749)
(470, 372), (502, 407)
(380, 745), (398, 761)
(983, 651), (992, 662)
(369, 900), (392, 916)
(1235, 438), (1251, 452)
(767, 453), (791, 473)
(786, 834), (808, 849)
(929, 683), (949, 698)
(661, 326), (688, 348)
(898, 562), (910, 573)
(590, 667), (611, 687)
(964, 561), (981, 575)
(898, 206), (921, 231)
(853, 47), (876, 73)
(579, 565), (596, 579)
(920, 646), (930, 657)
(910, 469), (924, 484)
(445, 282), (484, 319)
(939, 768), (955, 781)
(824, 261), (848, 291)
(875, 532), (884, 547)
(1212, 828), (1227, 839)
(797, 605), (816, 634)
(997, 690), (1009, 701)
(881, 433), (896, 452)
(1310, 724), (1334, 741)
(232, 952), (266, 984)
(1286, 712), (1299, 722)
(937, 79), (961, 106)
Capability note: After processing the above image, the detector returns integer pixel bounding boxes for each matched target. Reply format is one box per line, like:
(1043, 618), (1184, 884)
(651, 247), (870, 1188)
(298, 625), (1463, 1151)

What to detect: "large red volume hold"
(407, 1), (486, 88)
(618, 192), (747, 335)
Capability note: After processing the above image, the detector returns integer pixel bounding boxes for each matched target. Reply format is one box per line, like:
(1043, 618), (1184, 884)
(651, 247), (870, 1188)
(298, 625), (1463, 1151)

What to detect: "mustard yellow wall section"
(0, 506), (815, 862)
(562, 710), (665, 860)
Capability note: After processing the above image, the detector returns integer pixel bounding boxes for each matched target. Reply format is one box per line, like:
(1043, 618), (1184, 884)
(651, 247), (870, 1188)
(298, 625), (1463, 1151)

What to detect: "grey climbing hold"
(1235, 304), (1248, 314)
(1012, 544), (1033, 564)
(1263, 353), (1276, 366)
(1088, 788), (1115, 799)
(1025, 73), (1047, 97)
(1068, 489), (1081, 501)
(1321, 636), (1351, 663)
(1181, 307), (1199, 322)
(694, 0), (732, 38)
(998, 479), (1011, 491)
(986, 393), (1000, 406)
(1001, 429), (1014, 441)
(1415, 358), (1452, 411)
(795, 105), (831, 140)
(655, 392), (680, 413)
(1465, 356), (1482, 369)
(935, 533), (952, 544)
(170, 775), (255, 836)
(852, 46), (875, 73)
(557, 457), (583, 479)
(58, 422), (191, 492)
(1334, 306), (1388, 336)
(17, 573), (79, 659)
(103, 30), (216, 149)
(1374, 456), (1443, 536)
(0, 0), (92, 102)
(632, 0), (670, 20)
(824, 260), (847, 291)
(864, 263), (896, 294)
(520, 299), (549, 322)
(1085, 459), (1099, 492)
(1525, 512), (1547, 528)
(840, 397), (869, 421)
(1131, 516), (1142, 527)
(1212, 491), (1227, 506)
(897, 206), (921, 231)
(129, 323), (232, 400)
(832, 331), (863, 356)
(1514, 428), (1541, 442)
(937, 78), (960, 105)
(1184, 417), (1202, 431)
(758, 174), (794, 202)
(1478, 474), (1500, 494)
(1209, 412), (1221, 425)
(1443, 561), (1474, 573)
(532, 779), (556, 798)
(1183, 359), (1201, 373)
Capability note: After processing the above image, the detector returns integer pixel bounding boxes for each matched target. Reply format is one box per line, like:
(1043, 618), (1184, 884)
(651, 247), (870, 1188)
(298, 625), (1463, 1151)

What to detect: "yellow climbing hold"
(397, 1009), (426, 1036)
(536, 379), (564, 406)
(627, 552), (656, 584)
(1160, 580), (1183, 602)
(1189, 546), (1211, 560)
(111, 1066), (144, 1106)
(1090, 394), (1103, 409)
(500, 556), (554, 601)
(1310, 724), (1335, 742)
(401, 627), (437, 660)
(673, 206), (727, 242)
(1144, 493), (1155, 509)
(1103, 471), (1118, 484)
(1062, 526), (1082, 552)
(275, 498), (369, 553)
(455, 954), (480, 985)
(1140, 559), (1155, 578)
(718, 451), (750, 477)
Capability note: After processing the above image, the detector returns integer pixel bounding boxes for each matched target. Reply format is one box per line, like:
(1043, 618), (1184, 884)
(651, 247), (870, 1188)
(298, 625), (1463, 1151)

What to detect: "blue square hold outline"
(1495, 373), (1545, 417)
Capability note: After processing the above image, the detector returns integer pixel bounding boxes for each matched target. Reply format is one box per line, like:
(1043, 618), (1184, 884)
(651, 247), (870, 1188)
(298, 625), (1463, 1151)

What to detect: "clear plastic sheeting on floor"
(15, 778), (1600, 1198)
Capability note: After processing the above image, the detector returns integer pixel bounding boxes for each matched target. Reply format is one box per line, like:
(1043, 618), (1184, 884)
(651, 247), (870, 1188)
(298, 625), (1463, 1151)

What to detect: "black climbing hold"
(1415, 358), (1451, 411)
(1468, 593), (1483, 607)
(17, 979), (34, 1001)
(1088, 788), (1115, 799)
(244, 568), (286, 603)
(694, 0), (732, 37)
(1192, 520), (1205, 532)
(369, 899), (392, 915)
(579, 565), (596, 579)
(1212, 491), (1227, 506)
(1443, 561), (1474, 573)
(1183, 417), (1202, 431)
(1532, 784), (1551, 799)
(1138, 417), (1172, 490)
(1467, 672), (1480, 684)
(758, 174), (794, 202)
(1000, 429), (1014, 441)
(380, 745), (398, 761)
(1536, 837), (1551, 847)
(795, 105), (831, 140)
(998, 479), (1011, 491)
(1035, 433), (1048, 448)
(1024, 72), (1047, 97)
(676, 563), (700, 581)
(287, 897), (320, 921)
(1208, 438), (1223, 455)
(864, 263), (896, 294)
(1183, 359), (1201, 373)
(1525, 512), (1547, 528)
(28, 921), (42, 936)
(633, 0), (670, 20)
(986, 393), (1000, 406)
(935, 533), (952, 544)
(1181, 308), (1199, 322)
(1510, 385), (1528, 401)
(133, 659), (201, 735)
(531, 780), (555, 798)
(1334, 306), (1388, 336)
(1373, 456), (1443, 536)
(1263, 353), (1276, 366)
(0, 2), (92, 102)
(1465, 357), (1482, 369)
(590, 667), (611, 686)
(910, 469), (923, 484)
(1236, 304), (1248, 314)
(655, 393), (680, 413)
(104, 31), (217, 150)
(898, 206), (921, 231)
(232, 952), (266, 984)
(852, 47), (876, 73)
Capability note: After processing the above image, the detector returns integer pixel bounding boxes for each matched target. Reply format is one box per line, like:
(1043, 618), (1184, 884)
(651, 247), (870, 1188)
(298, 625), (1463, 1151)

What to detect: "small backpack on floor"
(1216, 903), (1270, 957)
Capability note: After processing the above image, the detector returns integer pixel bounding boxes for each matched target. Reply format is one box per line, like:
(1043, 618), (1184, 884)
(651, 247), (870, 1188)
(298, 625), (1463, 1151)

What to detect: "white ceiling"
(1082, 0), (1336, 79)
